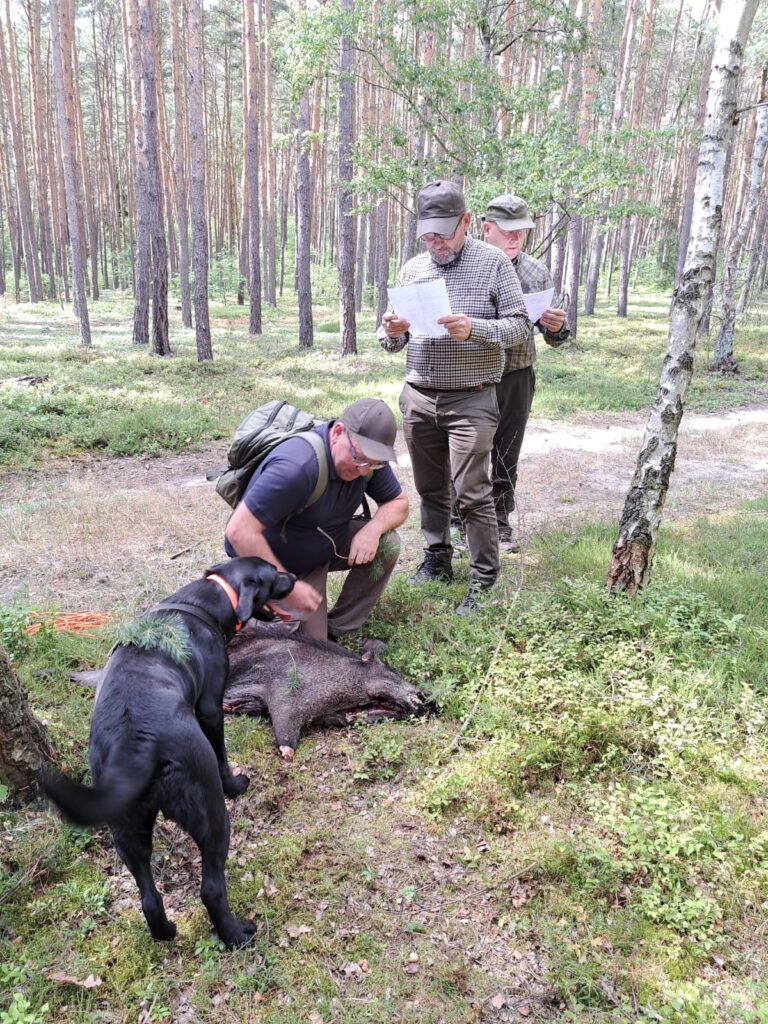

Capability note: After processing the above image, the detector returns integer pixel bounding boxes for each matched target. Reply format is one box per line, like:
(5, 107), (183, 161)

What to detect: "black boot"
(408, 552), (454, 585)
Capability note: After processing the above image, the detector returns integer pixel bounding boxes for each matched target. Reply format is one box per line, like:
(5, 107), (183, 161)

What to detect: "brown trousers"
(399, 381), (500, 585)
(288, 519), (401, 640)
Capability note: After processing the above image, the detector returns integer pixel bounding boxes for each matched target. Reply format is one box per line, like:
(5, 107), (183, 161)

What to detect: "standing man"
(482, 194), (569, 551)
(378, 180), (530, 614)
(225, 398), (408, 641)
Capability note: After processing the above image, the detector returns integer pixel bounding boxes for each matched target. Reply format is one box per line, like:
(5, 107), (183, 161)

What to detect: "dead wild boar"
(223, 623), (423, 759)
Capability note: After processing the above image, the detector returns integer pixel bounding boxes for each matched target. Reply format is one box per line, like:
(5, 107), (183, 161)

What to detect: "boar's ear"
(235, 572), (275, 623)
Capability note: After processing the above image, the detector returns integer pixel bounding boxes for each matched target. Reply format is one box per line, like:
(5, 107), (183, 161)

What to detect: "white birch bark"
(607, 0), (760, 596)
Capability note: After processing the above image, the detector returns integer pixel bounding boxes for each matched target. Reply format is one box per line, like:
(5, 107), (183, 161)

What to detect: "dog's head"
(205, 558), (295, 625)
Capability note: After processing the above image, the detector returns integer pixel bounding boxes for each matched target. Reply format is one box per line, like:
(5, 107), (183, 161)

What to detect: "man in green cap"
(481, 193), (569, 551)
(378, 179), (530, 615)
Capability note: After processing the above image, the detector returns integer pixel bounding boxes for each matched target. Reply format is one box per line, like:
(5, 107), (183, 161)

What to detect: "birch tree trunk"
(187, 0), (213, 361)
(49, 0), (92, 346)
(711, 73), (768, 370)
(139, 0), (170, 356)
(338, 0), (357, 356)
(737, 185), (768, 312)
(607, 0), (760, 596)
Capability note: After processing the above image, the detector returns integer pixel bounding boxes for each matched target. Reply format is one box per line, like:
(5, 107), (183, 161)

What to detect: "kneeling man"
(225, 398), (408, 641)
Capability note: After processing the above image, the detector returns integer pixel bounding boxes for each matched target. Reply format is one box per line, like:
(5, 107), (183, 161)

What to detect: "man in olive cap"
(378, 179), (530, 615)
(481, 194), (569, 551)
(225, 398), (408, 640)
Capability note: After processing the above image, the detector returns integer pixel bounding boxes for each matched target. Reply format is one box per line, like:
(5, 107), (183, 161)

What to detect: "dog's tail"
(41, 762), (154, 828)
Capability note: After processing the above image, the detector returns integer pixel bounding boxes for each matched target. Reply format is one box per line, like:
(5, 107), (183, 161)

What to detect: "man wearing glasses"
(225, 398), (408, 641)
(378, 179), (529, 615)
(480, 194), (569, 552)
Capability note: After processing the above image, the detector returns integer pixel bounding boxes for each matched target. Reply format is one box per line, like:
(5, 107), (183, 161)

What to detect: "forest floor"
(3, 403), (768, 611)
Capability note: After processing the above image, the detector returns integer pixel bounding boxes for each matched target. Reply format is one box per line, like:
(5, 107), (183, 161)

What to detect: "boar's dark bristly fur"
(222, 623), (423, 759)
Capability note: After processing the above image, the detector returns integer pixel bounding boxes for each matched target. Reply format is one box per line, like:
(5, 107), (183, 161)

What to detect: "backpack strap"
(298, 431), (329, 510)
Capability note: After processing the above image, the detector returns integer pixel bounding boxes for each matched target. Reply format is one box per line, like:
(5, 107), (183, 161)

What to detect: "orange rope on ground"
(24, 612), (113, 636)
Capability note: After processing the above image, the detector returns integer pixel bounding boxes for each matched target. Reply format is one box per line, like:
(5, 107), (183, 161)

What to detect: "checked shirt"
(378, 236), (530, 390)
(503, 250), (570, 374)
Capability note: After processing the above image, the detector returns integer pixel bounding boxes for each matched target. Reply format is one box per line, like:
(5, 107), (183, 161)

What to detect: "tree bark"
(49, 0), (92, 346)
(338, 0), (357, 356)
(170, 0), (192, 328)
(296, 89), (314, 348)
(607, 0), (760, 597)
(0, 0), (43, 302)
(187, 0), (213, 360)
(139, 0), (170, 356)
(712, 69), (768, 370)
(244, 0), (262, 335)
(0, 646), (57, 805)
(127, 0), (150, 344)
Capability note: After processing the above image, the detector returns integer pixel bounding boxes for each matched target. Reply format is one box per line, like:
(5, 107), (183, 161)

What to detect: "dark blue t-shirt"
(224, 421), (402, 575)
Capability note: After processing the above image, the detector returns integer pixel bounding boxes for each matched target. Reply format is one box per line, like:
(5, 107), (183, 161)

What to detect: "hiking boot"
(408, 554), (454, 586)
(498, 526), (520, 554)
(454, 581), (494, 616)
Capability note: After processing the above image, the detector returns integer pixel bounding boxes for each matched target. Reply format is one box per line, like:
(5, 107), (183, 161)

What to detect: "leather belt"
(408, 381), (492, 394)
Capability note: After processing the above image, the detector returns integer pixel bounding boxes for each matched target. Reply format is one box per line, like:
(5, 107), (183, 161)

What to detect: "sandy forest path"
(2, 406), (768, 612)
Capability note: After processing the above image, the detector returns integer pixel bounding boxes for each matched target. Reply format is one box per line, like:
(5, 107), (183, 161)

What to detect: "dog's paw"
(223, 773), (249, 798)
(222, 918), (257, 949)
(150, 920), (177, 942)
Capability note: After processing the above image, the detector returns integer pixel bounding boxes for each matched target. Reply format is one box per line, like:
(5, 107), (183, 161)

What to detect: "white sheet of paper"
(522, 287), (554, 324)
(388, 279), (451, 336)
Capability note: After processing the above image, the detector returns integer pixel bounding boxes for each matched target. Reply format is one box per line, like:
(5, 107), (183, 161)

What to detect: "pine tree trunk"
(127, 0), (150, 344)
(49, 0), (92, 345)
(296, 87), (314, 349)
(583, 218), (605, 314)
(607, 0), (760, 596)
(712, 76), (768, 369)
(170, 0), (192, 328)
(187, 0), (213, 360)
(244, 0), (262, 335)
(338, 0), (356, 356)
(0, 646), (58, 805)
(139, 0), (170, 356)
(564, 214), (582, 340)
(738, 190), (768, 311)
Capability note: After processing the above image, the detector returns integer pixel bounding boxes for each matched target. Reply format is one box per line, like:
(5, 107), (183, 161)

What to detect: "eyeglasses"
(345, 430), (384, 471)
(420, 224), (461, 243)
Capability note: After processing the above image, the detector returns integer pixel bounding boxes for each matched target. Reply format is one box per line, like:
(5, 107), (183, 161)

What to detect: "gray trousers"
(294, 520), (401, 640)
(400, 382), (499, 585)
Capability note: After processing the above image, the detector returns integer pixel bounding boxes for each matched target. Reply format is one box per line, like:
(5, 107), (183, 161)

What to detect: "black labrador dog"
(42, 557), (294, 948)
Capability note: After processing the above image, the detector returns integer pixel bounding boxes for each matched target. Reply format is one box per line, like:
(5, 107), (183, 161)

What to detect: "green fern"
(116, 613), (191, 664)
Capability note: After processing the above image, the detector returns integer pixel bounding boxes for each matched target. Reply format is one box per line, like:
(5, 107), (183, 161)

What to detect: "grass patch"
(4, 502), (768, 1021)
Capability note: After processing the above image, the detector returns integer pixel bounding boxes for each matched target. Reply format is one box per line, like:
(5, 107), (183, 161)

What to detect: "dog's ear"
(235, 574), (276, 624)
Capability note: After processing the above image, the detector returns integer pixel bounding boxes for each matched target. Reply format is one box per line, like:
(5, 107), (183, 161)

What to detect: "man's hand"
(347, 522), (381, 566)
(283, 580), (323, 614)
(382, 311), (410, 338)
(437, 314), (472, 340)
(539, 307), (566, 333)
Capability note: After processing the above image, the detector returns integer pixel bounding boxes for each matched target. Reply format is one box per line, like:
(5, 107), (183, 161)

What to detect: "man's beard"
(430, 248), (460, 266)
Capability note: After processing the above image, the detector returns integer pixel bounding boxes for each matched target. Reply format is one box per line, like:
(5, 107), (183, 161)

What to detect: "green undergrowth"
(2, 290), (767, 469)
(2, 501), (767, 1021)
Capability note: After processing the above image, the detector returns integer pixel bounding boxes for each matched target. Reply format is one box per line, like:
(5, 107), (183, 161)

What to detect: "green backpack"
(213, 400), (328, 509)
